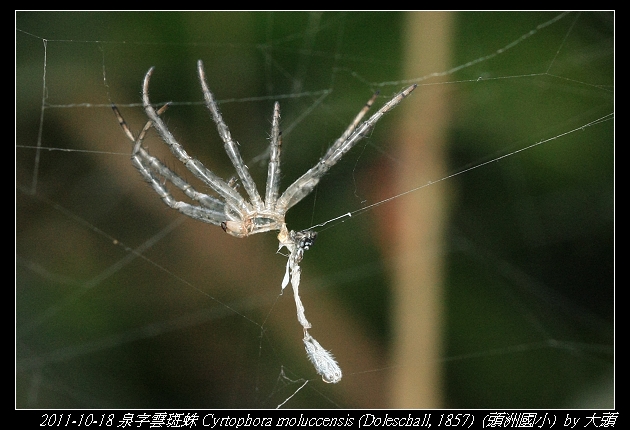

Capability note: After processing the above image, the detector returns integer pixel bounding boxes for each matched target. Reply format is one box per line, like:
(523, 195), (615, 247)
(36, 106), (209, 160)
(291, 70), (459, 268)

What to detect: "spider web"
(16, 11), (614, 409)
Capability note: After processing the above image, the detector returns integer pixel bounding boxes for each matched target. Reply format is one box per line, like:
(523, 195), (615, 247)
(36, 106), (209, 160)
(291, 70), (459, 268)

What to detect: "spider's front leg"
(276, 83), (417, 213)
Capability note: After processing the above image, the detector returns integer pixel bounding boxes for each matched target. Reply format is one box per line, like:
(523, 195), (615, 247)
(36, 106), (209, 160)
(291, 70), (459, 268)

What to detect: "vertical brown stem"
(389, 11), (453, 408)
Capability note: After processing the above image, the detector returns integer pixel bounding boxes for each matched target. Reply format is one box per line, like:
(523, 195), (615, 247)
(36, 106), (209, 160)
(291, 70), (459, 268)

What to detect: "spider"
(113, 60), (416, 383)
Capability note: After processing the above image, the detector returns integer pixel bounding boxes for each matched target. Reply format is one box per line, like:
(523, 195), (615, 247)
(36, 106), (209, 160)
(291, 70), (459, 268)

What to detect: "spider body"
(113, 60), (416, 383)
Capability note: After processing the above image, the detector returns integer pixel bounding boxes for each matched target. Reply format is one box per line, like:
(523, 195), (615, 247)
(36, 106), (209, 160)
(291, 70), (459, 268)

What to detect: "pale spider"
(113, 60), (416, 383)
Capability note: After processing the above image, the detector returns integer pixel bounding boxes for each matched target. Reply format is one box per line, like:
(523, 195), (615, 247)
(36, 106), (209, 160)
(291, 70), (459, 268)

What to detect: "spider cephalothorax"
(113, 60), (415, 383)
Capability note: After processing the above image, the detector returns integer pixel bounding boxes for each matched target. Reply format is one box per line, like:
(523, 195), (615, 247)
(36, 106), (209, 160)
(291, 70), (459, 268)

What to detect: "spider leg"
(130, 103), (170, 155)
(112, 105), (228, 225)
(141, 67), (250, 218)
(132, 152), (229, 225)
(265, 102), (282, 211)
(262, 92), (376, 214)
(276, 84), (417, 212)
(197, 60), (265, 212)
(324, 91), (379, 161)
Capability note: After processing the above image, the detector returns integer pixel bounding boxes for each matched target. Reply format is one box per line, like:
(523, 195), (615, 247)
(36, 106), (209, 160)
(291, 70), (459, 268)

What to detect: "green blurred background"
(16, 12), (613, 408)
